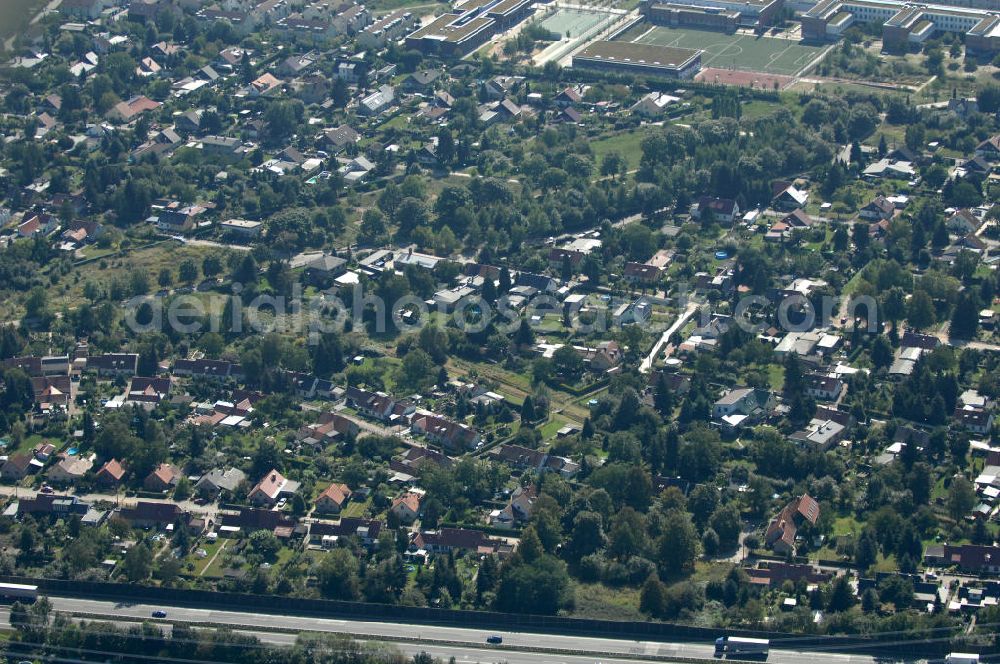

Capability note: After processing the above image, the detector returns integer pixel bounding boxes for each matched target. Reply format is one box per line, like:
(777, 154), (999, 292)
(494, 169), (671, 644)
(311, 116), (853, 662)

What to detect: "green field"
(536, 8), (607, 39)
(631, 25), (825, 76)
(0, 0), (46, 51)
(589, 129), (654, 171)
(342, 498), (370, 518)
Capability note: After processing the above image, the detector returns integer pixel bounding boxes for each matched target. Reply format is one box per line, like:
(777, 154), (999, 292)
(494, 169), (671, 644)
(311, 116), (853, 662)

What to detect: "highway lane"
(28, 596), (917, 664)
(39, 596), (677, 657)
(382, 643), (912, 664)
(4, 616), (673, 664)
(250, 632), (690, 664)
(2, 605), (679, 664)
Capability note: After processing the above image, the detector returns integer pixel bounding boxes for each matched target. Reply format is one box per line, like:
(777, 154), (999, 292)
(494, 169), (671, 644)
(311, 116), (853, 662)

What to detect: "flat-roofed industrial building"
(572, 40), (703, 79)
(404, 0), (534, 56)
(642, 0), (785, 29)
(802, 0), (1000, 54)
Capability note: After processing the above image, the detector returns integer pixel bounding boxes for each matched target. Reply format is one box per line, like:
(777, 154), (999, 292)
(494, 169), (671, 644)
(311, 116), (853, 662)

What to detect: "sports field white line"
(539, 7), (606, 37)
(633, 24), (656, 42)
(698, 34), (747, 69)
(768, 41), (800, 73)
(792, 50), (817, 68)
(637, 30), (751, 69)
(770, 42), (792, 63)
(632, 26), (827, 76)
(636, 29), (745, 66)
(769, 41), (819, 75)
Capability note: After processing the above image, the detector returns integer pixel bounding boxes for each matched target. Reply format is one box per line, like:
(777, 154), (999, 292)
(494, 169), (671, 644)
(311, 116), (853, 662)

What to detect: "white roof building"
(630, 91), (680, 116)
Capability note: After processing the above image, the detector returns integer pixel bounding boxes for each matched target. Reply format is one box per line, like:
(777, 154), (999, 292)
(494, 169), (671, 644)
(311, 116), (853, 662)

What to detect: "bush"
(702, 528), (720, 556)
(601, 560), (630, 586)
(578, 553), (603, 582)
(625, 557), (657, 585)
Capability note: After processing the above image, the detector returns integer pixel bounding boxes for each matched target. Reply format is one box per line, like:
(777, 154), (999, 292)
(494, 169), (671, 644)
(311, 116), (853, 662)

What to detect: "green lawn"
(0, 0), (46, 48)
(842, 260), (873, 297)
(77, 245), (120, 261)
(199, 540), (229, 578)
(914, 64), (995, 103)
(378, 113), (411, 132)
(448, 357), (593, 424)
(0, 241), (218, 323)
(767, 363), (785, 392)
(20, 434), (49, 452)
(342, 498), (370, 518)
(571, 582), (645, 621)
(187, 539), (225, 576)
(874, 553), (898, 573)
(533, 312), (569, 336)
(789, 79), (908, 99)
(931, 477), (949, 504)
(804, 227), (834, 251)
(539, 415), (568, 441)
(741, 99), (785, 119)
(589, 130), (652, 171)
(832, 515), (862, 537)
(274, 545), (299, 569)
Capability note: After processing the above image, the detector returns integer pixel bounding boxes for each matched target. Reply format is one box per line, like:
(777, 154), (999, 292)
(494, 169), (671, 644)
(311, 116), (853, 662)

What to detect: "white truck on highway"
(0, 583), (38, 602)
(715, 636), (770, 658)
(945, 654), (979, 664)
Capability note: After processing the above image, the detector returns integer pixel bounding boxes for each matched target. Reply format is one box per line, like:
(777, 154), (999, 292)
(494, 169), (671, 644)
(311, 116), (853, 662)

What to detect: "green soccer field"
(630, 25), (826, 76)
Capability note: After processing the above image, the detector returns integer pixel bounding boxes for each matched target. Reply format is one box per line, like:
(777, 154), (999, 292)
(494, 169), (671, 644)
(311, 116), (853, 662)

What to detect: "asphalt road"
(0, 486), (220, 520)
(24, 596), (919, 664)
(250, 631), (695, 664)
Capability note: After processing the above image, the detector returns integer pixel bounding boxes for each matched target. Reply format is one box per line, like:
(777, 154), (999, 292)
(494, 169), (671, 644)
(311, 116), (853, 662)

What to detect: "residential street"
(0, 485), (221, 519)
